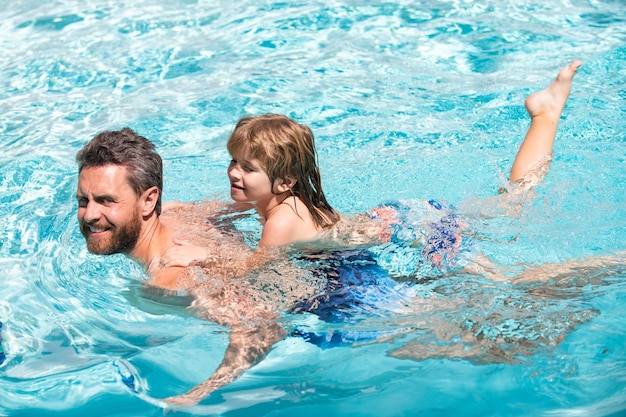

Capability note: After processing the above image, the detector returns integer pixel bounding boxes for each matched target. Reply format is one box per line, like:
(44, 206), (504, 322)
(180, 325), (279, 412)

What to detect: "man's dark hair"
(76, 127), (163, 215)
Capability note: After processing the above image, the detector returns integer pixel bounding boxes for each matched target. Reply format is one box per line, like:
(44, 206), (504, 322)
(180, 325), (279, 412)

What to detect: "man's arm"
(153, 261), (290, 407)
(164, 319), (286, 406)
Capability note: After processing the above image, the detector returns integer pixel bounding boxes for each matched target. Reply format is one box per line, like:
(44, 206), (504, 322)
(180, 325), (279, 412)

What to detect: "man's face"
(76, 165), (142, 255)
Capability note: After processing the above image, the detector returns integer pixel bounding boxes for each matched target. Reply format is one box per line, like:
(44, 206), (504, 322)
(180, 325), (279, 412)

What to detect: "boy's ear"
(274, 176), (297, 194)
(140, 186), (160, 217)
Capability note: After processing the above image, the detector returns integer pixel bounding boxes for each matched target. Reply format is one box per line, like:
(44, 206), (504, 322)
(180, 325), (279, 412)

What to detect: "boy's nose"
(228, 166), (242, 179)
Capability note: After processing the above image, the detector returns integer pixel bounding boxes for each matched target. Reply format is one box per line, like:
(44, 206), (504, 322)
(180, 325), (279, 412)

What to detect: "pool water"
(1, 1), (625, 416)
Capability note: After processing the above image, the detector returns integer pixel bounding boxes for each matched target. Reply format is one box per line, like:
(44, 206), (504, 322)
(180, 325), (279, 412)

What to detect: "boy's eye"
(229, 158), (257, 172)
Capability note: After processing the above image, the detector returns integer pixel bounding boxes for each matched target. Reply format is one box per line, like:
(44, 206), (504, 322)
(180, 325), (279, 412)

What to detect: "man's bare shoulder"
(148, 265), (188, 290)
(161, 200), (227, 233)
(163, 199), (229, 215)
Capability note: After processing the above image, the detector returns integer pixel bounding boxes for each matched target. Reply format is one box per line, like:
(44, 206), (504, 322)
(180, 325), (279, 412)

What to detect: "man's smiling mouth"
(86, 224), (108, 234)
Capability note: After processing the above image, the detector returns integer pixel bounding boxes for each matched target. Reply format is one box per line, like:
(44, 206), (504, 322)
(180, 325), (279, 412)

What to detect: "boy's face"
(227, 154), (282, 205)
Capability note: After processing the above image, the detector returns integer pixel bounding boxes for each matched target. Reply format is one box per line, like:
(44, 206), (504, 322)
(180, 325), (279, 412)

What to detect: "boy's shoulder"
(262, 199), (318, 246)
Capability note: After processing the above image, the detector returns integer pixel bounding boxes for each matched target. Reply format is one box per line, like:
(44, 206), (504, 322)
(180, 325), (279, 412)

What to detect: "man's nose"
(82, 201), (101, 222)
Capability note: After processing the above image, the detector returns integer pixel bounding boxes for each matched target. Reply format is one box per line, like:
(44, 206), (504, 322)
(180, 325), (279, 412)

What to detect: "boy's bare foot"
(508, 60), (583, 185)
(524, 60), (583, 121)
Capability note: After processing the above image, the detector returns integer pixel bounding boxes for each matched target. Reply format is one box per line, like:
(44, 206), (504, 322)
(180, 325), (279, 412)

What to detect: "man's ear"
(141, 186), (160, 217)
(274, 176), (297, 194)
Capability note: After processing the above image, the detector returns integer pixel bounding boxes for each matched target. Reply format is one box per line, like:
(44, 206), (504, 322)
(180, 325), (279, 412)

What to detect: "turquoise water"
(1, 1), (625, 416)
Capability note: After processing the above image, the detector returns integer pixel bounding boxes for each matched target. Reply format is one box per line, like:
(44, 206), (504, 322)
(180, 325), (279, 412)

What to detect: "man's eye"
(77, 198), (88, 208)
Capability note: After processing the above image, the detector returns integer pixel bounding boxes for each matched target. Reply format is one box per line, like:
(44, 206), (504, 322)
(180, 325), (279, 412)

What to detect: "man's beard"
(81, 210), (141, 255)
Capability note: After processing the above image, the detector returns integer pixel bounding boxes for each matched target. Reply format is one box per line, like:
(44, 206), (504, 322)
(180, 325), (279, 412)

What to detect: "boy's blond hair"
(227, 114), (340, 229)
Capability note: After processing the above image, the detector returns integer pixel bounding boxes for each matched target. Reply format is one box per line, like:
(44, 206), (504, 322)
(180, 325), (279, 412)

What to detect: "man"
(76, 128), (294, 406)
(76, 128), (178, 284)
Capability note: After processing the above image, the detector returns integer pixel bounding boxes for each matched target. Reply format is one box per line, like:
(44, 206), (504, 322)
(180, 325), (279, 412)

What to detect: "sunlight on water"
(0, 0), (625, 415)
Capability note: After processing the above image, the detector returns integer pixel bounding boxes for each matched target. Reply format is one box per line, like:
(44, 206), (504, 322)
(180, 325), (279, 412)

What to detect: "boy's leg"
(509, 61), (583, 186)
(512, 251), (625, 283)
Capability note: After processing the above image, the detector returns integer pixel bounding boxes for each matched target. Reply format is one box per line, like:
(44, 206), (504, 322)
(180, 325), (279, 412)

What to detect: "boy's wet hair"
(227, 114), (339, 229)
(76, 127), (163, 215)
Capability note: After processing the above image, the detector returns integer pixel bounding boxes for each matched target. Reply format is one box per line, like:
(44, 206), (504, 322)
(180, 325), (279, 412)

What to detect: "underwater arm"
(164, 319), (286, 406)
(160, 250), (307, 407)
